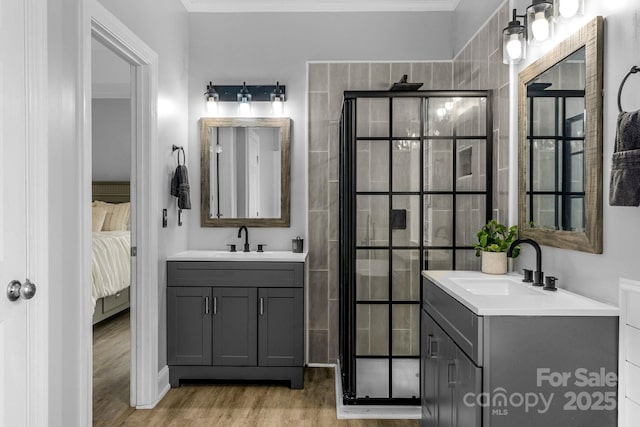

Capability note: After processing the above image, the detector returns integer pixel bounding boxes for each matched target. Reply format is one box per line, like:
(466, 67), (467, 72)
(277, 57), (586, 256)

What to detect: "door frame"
(86, 0), (160, 410)
(24, 0), (49, 424)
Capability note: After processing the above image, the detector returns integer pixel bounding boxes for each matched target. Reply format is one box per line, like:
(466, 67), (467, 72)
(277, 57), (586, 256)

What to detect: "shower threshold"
(334, 360), (421, 420)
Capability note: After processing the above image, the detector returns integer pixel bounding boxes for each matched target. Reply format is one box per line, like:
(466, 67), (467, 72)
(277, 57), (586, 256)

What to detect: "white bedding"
(92, 230), (130, 313)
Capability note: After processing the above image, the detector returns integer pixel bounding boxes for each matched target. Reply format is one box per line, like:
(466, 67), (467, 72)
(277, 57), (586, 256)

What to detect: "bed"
(92, 181), (131, 324)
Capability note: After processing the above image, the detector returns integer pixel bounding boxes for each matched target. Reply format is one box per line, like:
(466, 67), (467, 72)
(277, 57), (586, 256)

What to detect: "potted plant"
(474, 220), (519, 274)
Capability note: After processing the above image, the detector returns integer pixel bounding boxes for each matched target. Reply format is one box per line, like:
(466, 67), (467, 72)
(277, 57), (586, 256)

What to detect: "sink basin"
(449, 277), (544, 296)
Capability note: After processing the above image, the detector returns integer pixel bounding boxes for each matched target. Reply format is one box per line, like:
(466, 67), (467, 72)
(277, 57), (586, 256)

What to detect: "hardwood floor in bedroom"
(93, 311), (418, 427)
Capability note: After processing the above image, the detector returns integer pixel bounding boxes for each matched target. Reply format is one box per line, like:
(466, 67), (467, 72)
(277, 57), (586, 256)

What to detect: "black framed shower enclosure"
(339, 90), (493, 405)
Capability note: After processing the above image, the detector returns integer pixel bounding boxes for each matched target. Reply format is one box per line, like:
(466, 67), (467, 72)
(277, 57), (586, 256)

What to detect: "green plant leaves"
(473, 219), (519, 257)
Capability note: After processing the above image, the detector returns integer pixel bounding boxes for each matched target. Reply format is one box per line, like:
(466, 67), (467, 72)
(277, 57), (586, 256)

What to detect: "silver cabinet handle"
(427, 335), (438, 358)
(204, 296), (210, 314)
(213, 296), (217, 315)
(447, 361), (457, 387)
(260, 297), (264, 315)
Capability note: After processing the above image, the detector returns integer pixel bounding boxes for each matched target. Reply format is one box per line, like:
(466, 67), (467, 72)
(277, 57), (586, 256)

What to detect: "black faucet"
(238, 226), (250, 252)
(507, 238), (544, 286)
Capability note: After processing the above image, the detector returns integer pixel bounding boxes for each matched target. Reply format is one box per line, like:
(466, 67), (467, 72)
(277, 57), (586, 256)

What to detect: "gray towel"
(171, 164), (191, 209)
(609, 110), (640, 206)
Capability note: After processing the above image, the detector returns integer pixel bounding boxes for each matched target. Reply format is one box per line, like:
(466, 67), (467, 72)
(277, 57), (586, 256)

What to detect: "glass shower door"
(340, 90), (492, 405)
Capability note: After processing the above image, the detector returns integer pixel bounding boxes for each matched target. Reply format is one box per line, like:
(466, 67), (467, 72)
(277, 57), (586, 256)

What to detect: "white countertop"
(167, 250), (308, 263)
(423, 270), (619, 316)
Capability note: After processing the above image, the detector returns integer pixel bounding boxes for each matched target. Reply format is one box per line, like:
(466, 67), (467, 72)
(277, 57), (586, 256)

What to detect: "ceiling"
(180, 0), (461, 13)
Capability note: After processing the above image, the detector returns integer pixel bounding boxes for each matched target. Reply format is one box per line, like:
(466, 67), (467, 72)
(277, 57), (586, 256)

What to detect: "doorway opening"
(90, 34), (134, 423)
(87, 2), (160, 418)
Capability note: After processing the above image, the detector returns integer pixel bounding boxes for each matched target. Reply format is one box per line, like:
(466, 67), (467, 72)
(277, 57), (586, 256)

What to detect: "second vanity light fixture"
(502, 0), (584, 64)
(204, 81), (286, 116)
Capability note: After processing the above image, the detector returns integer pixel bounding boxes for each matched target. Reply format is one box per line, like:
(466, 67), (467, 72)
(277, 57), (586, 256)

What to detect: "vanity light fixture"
(526, 0), (554, 44)
(503, 9), (527, 64)
(204, 81), (287, 116)
(204, 81), (219, 116)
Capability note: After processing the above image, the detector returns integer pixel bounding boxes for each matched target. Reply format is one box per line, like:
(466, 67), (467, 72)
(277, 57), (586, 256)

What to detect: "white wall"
(92, 98), (131, 181)
(97, 0), (189, 369)
(187, 11), (454, 251)
(511, 0), (640, 305)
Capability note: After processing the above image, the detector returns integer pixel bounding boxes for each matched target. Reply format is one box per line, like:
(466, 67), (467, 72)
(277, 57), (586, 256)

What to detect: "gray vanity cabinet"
(167, 261), (305, 389)
(422, 277), (618, 427)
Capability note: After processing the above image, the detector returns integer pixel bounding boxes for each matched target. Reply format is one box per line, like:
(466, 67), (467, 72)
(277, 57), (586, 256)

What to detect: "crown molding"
(180, 0), (460, 13)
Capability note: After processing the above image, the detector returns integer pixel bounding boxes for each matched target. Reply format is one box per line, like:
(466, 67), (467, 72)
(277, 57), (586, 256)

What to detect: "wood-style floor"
(93, 311), (419, 426)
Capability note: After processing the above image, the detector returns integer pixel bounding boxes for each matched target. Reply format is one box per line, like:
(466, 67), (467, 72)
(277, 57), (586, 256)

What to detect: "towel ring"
(172, 144), (185, 166)
(617, 65), (640, 112)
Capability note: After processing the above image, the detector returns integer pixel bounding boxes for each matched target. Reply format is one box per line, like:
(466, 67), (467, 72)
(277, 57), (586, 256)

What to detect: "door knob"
(7, 280), (22, 301)
(21, 279), (36, 300)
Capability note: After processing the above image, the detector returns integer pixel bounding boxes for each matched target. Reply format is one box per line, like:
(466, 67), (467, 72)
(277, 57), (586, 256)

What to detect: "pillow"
(91, 207), (108, 232)
(94, 201), (131, 231)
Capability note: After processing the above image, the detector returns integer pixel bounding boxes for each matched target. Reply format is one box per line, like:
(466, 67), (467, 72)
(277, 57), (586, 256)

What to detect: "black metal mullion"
(451, 121), (458, 269)
(486, 93), (494, 223)
(528, 96), (535, 224)
(387, 97), (393, 399)
(554, 96), (561, 229)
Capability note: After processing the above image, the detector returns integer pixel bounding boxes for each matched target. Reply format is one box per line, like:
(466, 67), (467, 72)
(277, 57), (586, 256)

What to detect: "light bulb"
(558, 0), (579, 18)
(436, 107), (447, 120)
(206, 98), (218, 116)
(531, 11), (550, 42)
(444, 101), (453, 111)
(506, 34), (523, 60)
(271, 98), (284, 116)
(238, 100), (251, 116)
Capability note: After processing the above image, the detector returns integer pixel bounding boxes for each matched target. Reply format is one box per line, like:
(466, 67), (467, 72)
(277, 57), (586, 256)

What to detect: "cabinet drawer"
(422, 278), (483, 365)
(167, 261), (304, 288)
(103, 287), (130, 312)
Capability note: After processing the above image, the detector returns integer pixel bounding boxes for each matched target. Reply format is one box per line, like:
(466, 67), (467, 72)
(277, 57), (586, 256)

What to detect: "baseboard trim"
(136, 365), (170, 410)
(334, 360), (421, 420)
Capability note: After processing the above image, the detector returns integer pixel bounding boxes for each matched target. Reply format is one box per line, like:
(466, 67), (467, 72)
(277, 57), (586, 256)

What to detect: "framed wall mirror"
(518, 17), (603, 253)
(200, 117), (291, 227)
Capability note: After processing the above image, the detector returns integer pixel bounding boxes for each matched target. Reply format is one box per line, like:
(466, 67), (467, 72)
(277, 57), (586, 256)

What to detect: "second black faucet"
(238, 225), (250, 252)
(507, 238), (544, 286)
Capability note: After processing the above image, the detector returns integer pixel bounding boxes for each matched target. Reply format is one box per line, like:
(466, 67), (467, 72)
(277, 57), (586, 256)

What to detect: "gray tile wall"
(453, 2), (511, 224)
(306, 3), (510, 364)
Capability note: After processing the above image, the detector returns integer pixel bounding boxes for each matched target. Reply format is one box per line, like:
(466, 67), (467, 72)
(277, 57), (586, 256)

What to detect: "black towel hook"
(172, 144), (185, 166)
(617, 65), (640, 113)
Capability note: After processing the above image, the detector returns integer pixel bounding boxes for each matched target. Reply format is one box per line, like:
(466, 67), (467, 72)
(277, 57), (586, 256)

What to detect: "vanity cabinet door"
(421, 310), (439, 427)
(258, 287), (303, 367)
(212, 287), (258, 366)
(167, 287), (212, 366)
(452, 347), (481, 427)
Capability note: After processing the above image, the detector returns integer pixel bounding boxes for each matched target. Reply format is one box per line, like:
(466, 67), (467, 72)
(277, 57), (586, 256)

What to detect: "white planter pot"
(481, 251), (507, 275)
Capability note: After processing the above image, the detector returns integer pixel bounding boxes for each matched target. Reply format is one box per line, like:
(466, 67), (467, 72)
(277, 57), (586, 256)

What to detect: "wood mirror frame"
(200, 117), (291, 227)
(518, 17), (603, 253)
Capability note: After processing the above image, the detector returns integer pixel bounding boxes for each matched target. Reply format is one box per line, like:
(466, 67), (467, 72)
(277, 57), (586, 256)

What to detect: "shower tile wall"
(306, 1), (510, 364)
(453, 1), (511, 225)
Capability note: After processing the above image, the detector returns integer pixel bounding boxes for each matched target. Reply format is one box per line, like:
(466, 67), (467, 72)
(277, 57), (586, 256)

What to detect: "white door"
(0, 0), (47, 425)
